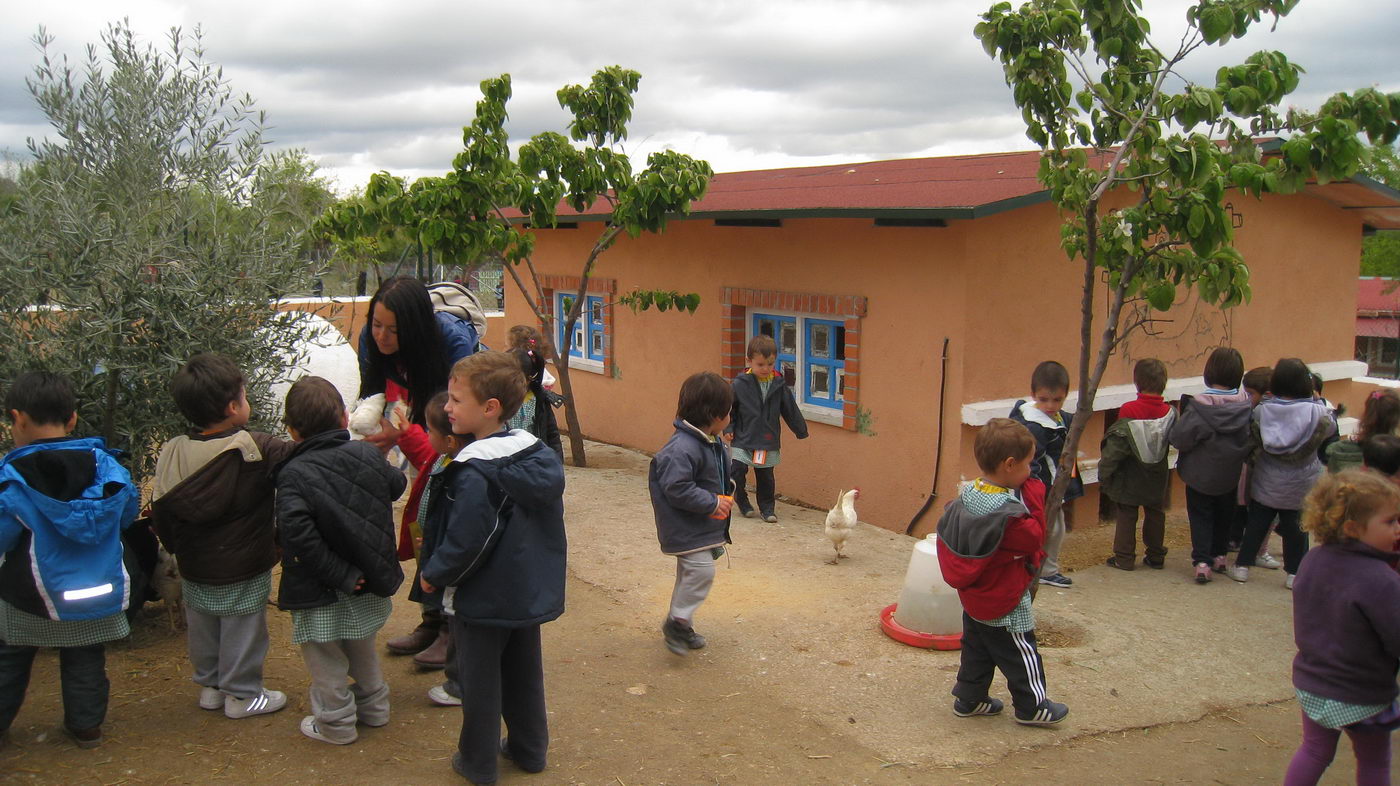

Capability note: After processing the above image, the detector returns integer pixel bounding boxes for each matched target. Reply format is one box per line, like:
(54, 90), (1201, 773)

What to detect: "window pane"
(783, 366), (796, 388)
(811, 366), (829, 397)
(836, 368), (846, 401)
(591, 331), (603, 356)
(835, 326), (846, 360)
(591, 301), (603, 323)
(780, 323), (797, 355)
(811, 324), (830, 359)
(758, 318), (776, 338)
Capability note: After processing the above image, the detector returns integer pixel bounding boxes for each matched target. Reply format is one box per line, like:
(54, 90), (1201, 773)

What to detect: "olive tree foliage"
(976, 0), (1400, 521)
(320, 67), (712, 467)
(0, 22), (320, 481)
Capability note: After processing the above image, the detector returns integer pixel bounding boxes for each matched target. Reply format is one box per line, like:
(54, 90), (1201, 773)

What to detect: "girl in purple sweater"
(1285, 470), (1400, 785)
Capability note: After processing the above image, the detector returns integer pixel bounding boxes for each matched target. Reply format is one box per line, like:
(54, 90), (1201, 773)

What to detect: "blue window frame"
(752, 312), (845, 409)
(556, 292), (606, 363)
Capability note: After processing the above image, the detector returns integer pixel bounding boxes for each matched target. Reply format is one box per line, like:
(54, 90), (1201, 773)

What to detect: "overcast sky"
(1, 1), (1396, 194)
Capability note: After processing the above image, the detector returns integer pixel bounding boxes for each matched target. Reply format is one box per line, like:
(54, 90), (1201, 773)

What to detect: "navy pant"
(952, 614), (1047, 716)
(1186, 487), (1236, 565)
(1237, 501), (1308, 574)
(0, 640), (108, 732)
(450, 619), (548, 783)
(730, 463), (776, 516)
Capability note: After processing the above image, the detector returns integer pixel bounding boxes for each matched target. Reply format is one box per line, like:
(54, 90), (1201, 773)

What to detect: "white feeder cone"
(893, 534), (963, 636)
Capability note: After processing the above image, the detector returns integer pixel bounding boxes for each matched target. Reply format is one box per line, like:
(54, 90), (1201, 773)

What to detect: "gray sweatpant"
(1039, 508), (1066, 578)
(185, 605), (269, 700)
(668, 551), (716, 623)
(299, 636), (389, 743)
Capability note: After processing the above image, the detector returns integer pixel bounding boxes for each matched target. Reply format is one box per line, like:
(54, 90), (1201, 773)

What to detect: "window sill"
(799, 403), (844, 427)
(563, 356), (605, 375)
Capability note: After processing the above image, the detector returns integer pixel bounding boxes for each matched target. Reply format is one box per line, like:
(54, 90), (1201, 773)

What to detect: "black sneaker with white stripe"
(952, 697), (1004, 717)
(1014, 699), (1069, 726)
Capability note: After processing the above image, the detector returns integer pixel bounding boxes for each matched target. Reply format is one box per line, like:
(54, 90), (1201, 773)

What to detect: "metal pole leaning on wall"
(905, 336), (950, 536)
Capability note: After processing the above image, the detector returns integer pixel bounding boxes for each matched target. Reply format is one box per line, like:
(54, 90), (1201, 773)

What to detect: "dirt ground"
(1, 440), (1393, 784)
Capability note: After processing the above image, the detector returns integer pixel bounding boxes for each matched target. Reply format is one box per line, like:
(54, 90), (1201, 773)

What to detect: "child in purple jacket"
(1284, 470), (1400, 785)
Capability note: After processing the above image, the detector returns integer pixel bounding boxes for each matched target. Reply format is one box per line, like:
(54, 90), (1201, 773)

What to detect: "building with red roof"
(512, 148), (1400, 532)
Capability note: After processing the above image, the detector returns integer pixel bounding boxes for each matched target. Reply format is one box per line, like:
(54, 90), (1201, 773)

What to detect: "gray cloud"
(0, 0), (1396, 190)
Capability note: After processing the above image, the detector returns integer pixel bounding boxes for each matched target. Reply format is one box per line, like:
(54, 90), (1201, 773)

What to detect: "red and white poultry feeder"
(880, 534), (962, 650)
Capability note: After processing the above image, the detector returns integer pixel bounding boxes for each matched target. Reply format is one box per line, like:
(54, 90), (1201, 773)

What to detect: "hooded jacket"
(1098, 409), (1176, 507)
(1292, 540), (1400, 706)
(421, 430), (567, 628)
(0, 437), (139, 621)
(729, 371), (808, 452)
(150, 429), (295, 585)
(1249, 397), (1336, 510)
(935, 478), (1046, 620)
(1169, 390), (1254, 496)
(1008, 401), (1084, 502)
(649, 420), (732, 556)
(274, 429), (407, 610)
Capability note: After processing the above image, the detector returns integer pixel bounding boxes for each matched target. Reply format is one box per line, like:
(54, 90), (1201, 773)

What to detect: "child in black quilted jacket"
(275, 376), (406, 745)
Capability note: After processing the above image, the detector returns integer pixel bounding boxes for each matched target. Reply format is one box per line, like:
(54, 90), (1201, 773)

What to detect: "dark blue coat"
(421, 430), (567, 628)
(649, 420), (732, 555)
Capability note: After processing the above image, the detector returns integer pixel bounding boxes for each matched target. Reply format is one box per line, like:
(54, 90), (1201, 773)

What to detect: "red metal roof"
(532, 147), (1400, 226)
(1358, 277), (1400, 315)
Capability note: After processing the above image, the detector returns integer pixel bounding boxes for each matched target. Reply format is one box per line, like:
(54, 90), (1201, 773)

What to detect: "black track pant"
(951, 613), (1047, 716)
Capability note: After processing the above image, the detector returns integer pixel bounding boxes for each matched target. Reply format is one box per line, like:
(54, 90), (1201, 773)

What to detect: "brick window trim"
(720, 287), (867, 431)
(538, 274), (617, 377)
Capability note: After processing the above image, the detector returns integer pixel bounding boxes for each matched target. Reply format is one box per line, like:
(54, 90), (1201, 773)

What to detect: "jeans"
(730, 463), (776, 516)
(451, 620), (548, 784)
(0, 640), (108, 732)
(1236, 502), (1308, 573)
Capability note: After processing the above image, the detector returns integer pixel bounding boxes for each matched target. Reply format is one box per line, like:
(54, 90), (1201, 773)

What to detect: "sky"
(0, 1), (1396, 195)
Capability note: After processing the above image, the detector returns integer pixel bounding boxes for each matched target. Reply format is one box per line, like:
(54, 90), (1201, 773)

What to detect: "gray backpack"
(427, 281), (489, 341)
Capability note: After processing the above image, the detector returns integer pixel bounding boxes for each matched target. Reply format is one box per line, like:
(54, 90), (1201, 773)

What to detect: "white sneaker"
(1285, 573), (1295, 590)
(1257, 553), (1282, 570)
(198, 687), (223, 710)
(224, 689), (287, 719)
(427, 685), (462, 707)
(1226, 565), (1249, 583)
(300, 715), (355, 745)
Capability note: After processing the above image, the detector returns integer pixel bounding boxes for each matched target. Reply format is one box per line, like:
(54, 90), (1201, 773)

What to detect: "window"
(752, 311), (846, 410)
(556, 292), (606, 365)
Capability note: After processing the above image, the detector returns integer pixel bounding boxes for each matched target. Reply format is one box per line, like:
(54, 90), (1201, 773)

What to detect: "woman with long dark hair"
(357, 276), (479, 667)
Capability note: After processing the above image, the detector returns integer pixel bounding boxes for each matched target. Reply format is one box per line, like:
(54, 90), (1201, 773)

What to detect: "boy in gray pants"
(649, 372), (735, 655)
(151, 354), (293, 719)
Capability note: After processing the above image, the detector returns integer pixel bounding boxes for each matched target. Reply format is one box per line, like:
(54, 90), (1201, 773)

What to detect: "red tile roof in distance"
(1358, 277), (1400, 315)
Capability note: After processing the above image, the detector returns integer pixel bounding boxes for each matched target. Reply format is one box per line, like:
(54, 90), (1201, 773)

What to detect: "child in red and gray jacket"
(937, 418), (1068, 727)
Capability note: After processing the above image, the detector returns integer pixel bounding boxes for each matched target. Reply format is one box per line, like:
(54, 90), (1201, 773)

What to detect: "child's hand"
(714, 494), (734, 518)
(721, 432), (733, 444)
(354, 577), (366, 591)
(420, 577), (436, 594)
(413, 536), (423, 549)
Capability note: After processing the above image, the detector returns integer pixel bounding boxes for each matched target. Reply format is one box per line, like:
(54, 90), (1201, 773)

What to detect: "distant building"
(1356, 276), (1400, 379)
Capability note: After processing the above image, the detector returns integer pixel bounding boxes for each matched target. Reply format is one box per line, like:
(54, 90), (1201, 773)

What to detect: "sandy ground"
(0, 440), (1392, 784)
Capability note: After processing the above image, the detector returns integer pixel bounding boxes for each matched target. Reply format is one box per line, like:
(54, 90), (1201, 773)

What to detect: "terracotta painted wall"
(518, 218), (970, 532)
(520, 189), (1366, 534)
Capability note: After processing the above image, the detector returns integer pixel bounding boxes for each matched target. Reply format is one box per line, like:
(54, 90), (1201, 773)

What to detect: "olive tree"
(0, 21), (320, 480)
(975, 0), (1400, 522)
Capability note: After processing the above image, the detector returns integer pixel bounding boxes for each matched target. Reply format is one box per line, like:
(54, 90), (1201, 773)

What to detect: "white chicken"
(151, 546), (184, 630)
(349, 393), (388, 437)
(824, 488), (859, 565)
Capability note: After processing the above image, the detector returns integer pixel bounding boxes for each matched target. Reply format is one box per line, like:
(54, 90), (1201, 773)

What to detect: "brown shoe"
(412, 628), (450, 670)
(386, 625), (437, 655)
(64, 725), (102, 749)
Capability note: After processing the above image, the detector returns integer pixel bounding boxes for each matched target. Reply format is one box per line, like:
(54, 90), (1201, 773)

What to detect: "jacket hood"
(1016, 401), (1065, 430)
(936, 487), (1027, 560)
(454, 429), (565, 509)
(1, 437), (133, 546)
(1256, 398), (1327, 455)
(1125, 410), (1176, 463)
(1188, 394), (1254, 436)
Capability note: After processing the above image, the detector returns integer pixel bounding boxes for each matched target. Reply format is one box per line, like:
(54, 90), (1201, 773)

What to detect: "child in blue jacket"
(0, 372), (139, 749)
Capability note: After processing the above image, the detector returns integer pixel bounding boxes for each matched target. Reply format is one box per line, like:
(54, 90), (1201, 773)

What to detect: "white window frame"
(555, 292), (606, 374)
(749, 309), (846, 427)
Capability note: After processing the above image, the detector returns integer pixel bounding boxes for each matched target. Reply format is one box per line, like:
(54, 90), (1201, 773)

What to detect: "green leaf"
(1146, 282), (1175, 311)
